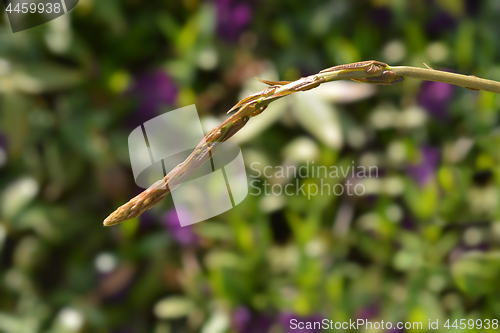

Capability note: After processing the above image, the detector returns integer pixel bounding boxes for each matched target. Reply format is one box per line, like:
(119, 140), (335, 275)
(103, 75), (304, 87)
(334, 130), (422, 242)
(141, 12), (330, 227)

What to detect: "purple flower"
(426, 11), (457, 38)
(0, 133), (7, 148)
(356, 304), (379, 320)
(370, 7), (393, 29)
(128, 70), (178, 127)
(418, 80), (454, 120)
(215, 0), (252, 41)
(465, 0), (480, 16)
(138, 210), (156, 232)
(163, 208), (198, 246)
(278, 313), (324, 333)
(406, 146), (440, 186)
(0, 133), (7, 168)
(401, 215), (416, 231)
(233, 307), (273, 333)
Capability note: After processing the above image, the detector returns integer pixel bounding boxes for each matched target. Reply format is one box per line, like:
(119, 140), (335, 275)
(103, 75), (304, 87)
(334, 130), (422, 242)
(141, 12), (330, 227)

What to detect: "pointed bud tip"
(103, 217), (117, 227)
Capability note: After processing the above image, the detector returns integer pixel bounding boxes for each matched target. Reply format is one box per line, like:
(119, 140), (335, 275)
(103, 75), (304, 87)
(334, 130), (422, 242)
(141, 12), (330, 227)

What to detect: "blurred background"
(1, 0), (500, 332)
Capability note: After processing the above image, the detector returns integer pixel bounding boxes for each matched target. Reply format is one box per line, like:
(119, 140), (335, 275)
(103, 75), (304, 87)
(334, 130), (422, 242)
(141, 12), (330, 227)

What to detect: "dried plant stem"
(103, 61), (500, 226)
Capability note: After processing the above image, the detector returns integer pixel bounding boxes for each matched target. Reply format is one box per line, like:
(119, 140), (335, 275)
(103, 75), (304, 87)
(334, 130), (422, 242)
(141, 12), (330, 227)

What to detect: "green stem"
(391, 66), (500, 93)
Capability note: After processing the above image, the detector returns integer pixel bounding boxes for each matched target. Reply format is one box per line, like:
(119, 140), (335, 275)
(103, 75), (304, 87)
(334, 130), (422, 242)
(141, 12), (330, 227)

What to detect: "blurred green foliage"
(1, 0), (500, 332)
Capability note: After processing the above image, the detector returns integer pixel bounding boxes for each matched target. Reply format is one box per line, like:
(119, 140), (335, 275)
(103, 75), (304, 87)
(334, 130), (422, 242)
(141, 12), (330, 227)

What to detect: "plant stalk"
(103, 61), (500, 226)
(391, 66), (500, 93)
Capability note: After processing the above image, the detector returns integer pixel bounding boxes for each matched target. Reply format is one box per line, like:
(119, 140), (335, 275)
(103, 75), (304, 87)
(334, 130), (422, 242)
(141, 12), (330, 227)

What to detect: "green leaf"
(451, 251), (500, 295)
